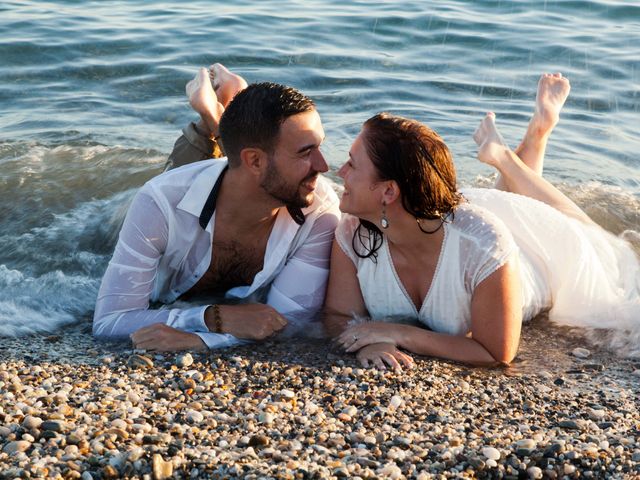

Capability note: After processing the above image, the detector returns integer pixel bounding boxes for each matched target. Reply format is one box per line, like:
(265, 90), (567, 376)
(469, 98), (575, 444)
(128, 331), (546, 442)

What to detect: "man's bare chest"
(184, 234), (269, 296)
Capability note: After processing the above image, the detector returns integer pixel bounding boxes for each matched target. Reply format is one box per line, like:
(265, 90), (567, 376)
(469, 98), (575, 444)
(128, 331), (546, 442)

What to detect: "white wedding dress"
(336, 188), (640, 339)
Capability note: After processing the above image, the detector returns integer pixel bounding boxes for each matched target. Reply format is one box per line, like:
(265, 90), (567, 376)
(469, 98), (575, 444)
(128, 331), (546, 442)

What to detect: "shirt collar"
(176, 160), (229, 226)
(176, 159), (306, 230)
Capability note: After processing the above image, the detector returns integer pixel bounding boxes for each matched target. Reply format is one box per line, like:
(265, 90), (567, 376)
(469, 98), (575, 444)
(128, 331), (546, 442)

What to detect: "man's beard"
(261, 156), (316, 209)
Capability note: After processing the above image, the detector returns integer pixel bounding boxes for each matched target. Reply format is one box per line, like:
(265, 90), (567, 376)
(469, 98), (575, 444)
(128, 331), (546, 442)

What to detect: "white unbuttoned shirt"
(93, 159), (340, 349)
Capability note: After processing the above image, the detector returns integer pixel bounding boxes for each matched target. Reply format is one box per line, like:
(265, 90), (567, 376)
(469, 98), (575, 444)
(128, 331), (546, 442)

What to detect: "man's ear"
(381, 180), (401, 206)
(239, 147), (268, 177)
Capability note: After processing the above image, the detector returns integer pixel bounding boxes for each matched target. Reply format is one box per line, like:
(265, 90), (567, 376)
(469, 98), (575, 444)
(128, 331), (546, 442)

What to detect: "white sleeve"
(93, 190), (217, 344)
(266, 206), (340, 319)
(467, 211), (518, 288)
(334, 214), (363, 265)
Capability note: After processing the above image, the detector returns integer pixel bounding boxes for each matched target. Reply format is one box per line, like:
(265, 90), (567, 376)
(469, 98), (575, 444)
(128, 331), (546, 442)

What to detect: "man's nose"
(311, 149), (329, 173)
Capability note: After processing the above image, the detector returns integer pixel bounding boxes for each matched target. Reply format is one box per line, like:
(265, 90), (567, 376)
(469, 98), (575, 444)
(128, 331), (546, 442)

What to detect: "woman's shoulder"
(450, 199), (514, 247)
(335, 214), (378, 263)
(337, 213), (361, 232)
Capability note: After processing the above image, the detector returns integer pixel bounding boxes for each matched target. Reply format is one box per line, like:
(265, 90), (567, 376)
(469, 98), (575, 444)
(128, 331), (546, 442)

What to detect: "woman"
(325, 73), (640, 369)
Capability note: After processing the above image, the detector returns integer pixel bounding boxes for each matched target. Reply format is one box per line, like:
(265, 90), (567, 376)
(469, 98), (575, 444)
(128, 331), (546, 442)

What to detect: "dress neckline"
(383, 223), (449, 315)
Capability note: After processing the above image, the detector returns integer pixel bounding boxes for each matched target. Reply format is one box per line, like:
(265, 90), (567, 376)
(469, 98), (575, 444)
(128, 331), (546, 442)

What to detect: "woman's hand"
(356, 342), (414, 371)
(338, 322), (405, 352)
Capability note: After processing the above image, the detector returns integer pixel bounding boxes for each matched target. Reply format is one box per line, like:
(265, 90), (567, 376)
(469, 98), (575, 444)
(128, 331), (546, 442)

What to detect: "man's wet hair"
(219, 82), (316, 167)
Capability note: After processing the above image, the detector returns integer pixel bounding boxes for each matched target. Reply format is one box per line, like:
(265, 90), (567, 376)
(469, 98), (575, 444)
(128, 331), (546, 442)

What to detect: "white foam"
(0, 266), (99, 337)
(0, 184), (136, 337)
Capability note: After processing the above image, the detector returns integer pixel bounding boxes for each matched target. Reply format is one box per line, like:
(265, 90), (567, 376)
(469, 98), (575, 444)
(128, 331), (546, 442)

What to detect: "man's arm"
(265, 205), (341, 321)
(93, 189), (241, 350)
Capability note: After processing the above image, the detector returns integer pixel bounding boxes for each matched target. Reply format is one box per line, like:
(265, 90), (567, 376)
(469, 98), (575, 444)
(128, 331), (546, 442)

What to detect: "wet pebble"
(127, 354), (154, 369)
(176, 353), (194, 368)
(152, 453), (173, 479)
(2, 440), (31, 454)
(571, 347), (591, 358)
(482, 446), (501, 461)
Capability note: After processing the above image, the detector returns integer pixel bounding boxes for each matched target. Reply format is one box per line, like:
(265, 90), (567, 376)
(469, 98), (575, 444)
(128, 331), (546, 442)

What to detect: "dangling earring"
(381, 201), (389, 229)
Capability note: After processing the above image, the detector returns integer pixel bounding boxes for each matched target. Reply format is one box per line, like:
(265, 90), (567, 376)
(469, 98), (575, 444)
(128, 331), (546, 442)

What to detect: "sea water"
(1, 1), (639, 341)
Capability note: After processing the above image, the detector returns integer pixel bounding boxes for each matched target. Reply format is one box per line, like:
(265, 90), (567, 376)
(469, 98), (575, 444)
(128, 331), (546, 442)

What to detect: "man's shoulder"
(142, 158), (227, 198)
(149, 158), (226, 186)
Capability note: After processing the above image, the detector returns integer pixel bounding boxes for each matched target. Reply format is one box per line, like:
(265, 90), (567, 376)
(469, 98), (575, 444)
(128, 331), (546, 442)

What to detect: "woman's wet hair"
(353, 112), (462, 260)
(219, 82), (316, 167)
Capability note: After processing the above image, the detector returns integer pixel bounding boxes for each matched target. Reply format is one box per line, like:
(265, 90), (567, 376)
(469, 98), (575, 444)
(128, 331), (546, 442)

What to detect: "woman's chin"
(339, 199), (357, 216)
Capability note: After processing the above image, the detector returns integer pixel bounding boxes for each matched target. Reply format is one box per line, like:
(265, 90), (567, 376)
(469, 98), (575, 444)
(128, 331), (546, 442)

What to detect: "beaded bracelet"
(212, 304), (223, 333)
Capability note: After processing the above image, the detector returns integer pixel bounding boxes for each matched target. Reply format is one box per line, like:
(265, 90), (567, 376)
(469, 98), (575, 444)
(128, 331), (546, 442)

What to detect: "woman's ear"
(381, 180), (401, 206)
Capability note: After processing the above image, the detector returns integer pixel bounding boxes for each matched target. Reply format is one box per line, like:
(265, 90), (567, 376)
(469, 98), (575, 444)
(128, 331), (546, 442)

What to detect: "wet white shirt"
(93, 159), (340, 349)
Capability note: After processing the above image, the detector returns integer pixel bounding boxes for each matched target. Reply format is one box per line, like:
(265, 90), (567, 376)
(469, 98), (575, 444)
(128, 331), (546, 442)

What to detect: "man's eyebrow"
(296, 137), (325, 154)
(296, 143), (316, 154)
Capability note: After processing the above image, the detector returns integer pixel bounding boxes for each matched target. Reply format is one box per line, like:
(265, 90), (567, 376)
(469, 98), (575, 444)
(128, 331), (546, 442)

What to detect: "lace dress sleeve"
(457, 206), (518, 290)
(334, 214), (366, 265)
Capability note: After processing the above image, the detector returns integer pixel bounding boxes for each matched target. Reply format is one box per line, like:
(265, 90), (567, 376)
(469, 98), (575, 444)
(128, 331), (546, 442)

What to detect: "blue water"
(1, 0), (639, 336)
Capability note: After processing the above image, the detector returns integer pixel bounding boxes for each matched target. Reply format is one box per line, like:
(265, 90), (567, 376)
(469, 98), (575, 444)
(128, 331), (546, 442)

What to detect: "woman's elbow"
(491, 342), (519, 366)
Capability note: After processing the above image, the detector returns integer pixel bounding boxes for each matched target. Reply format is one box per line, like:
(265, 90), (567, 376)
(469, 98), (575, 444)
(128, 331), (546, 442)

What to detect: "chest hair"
(184, 236), (268, 297)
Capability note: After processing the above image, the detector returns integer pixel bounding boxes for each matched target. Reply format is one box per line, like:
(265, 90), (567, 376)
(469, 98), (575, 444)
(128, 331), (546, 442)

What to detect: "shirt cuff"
(166, 305), (210, 332)
(194, 332), (251, 350)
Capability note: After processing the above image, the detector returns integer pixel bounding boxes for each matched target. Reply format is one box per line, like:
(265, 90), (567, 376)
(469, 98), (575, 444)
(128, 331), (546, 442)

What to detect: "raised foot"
(208, 63), (248, 108)
(186, 67), (225, 137)
(473, 112), (511, 168)
(530, 72), (571, 138)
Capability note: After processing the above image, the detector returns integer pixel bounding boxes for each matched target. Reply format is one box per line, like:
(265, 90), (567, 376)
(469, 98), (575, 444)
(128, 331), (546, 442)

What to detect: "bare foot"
(529, 72), (571, 138)
(473, 112), (511, 168)
(186, 68), (225, 137)
(208, 63), (248, 108)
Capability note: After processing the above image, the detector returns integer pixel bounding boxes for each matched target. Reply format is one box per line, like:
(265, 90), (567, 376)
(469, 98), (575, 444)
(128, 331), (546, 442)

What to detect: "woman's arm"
(339, 260), (523, 366)
(325, 240), (415, 370)
(322, 239), (368, 337)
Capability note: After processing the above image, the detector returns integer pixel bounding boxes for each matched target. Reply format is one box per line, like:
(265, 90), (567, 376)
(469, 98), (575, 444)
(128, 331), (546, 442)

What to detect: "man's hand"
(205, 304), (287, 340)
(356, 342), (414, 371)
(130, 324), (207, 352)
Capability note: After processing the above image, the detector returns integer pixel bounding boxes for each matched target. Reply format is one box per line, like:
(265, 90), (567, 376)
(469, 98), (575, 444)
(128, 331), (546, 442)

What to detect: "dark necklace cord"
(415, 211), (451, 235)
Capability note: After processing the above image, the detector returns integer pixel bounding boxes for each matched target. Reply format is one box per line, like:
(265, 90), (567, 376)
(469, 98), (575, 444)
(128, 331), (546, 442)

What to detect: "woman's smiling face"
(337, 129), (384, 219)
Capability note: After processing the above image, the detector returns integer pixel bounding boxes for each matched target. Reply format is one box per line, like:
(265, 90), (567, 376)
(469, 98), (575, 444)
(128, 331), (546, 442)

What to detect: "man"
(93, 64), (340, 351)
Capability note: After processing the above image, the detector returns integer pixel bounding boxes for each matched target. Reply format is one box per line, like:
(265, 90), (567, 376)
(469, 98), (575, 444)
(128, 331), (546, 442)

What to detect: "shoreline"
(1, 321), (639, 479)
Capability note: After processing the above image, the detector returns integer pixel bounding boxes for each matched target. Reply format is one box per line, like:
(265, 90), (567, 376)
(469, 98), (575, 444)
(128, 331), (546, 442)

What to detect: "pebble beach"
(1, 320), (639, 479)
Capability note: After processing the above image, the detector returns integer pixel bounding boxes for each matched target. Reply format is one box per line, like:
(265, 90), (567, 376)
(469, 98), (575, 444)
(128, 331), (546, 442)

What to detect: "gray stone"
(22, 415), (42, 430)
(41, 420), (66, 432)
(176, 353), (194, 368)
(527, 466), (543, 479)
(558, 419), (587, 430)
(482, 447), (501, 461)
(571, 347), (591, 358)
(2, 440), (31, 454)
(258, 412), (274, 425)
